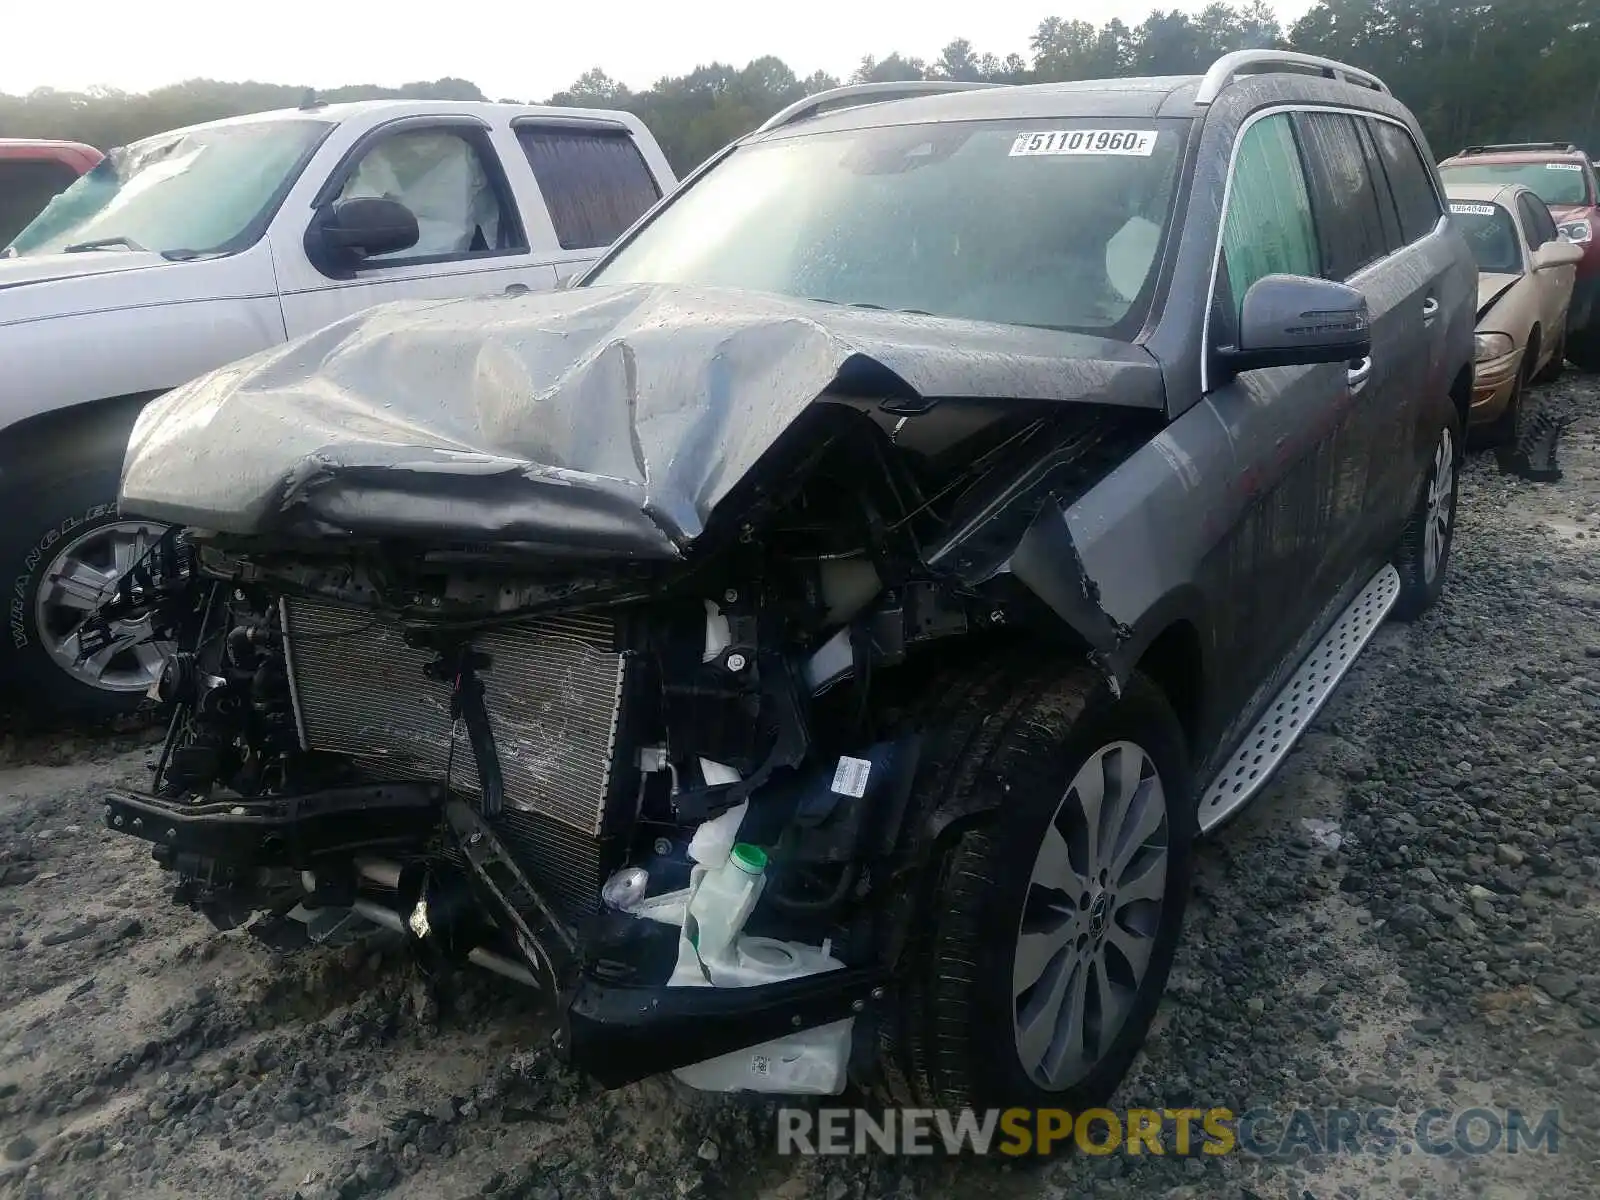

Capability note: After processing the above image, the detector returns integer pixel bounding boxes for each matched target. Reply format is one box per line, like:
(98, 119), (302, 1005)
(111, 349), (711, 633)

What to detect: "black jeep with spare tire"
(87, 52), (1475, 1121)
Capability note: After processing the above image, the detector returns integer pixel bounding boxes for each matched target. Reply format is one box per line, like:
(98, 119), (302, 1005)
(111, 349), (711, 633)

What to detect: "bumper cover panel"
(562, 965), (888, 1089)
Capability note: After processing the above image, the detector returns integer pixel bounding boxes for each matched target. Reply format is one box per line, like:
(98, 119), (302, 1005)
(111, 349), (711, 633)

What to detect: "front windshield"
(1439, 161), (1591, 208)
(1448, 201), (1522, 273)
(5, 118), (332, 258)
(587, 119), (1186, 336)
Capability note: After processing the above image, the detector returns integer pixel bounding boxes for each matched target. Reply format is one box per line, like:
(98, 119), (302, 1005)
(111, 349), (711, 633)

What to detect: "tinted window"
(1448, 201), (1521, 274)
(1367, 120), (1442, 244)
(1294, 112), (1389, 280)
(1218, 113), (1319, 325)
(1438, 161), (1590, 207)
(519, 127), (661, 251)
(1355, 119), (1404, 253)
(0, 159), (80, 247)
(337, 127), (522, 263)
(1518, 192), (1559, 247)
(589, 120), (1186, 338)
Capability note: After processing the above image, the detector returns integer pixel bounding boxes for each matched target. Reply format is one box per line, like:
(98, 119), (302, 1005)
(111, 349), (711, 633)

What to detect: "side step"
(1197, 564), (1401, 834)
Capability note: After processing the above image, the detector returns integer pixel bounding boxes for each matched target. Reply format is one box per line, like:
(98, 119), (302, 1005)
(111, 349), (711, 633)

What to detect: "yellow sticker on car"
(1009, 130), (1158, 157)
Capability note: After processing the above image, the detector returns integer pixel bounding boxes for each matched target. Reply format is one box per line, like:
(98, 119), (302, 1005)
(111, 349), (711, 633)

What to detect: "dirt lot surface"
(2, 383), (1598, 1200)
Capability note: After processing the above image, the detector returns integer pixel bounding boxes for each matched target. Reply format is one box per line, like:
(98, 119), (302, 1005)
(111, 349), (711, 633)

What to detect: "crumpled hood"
(119, 282), (1165, 558)
(1476, 272), (1520, 319)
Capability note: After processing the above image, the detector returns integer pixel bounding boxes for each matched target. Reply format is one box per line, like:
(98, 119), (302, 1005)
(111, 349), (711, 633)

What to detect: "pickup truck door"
(273, 117), (558, 340)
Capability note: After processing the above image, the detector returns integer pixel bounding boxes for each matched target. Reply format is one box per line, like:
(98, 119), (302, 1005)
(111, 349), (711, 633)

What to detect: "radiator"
(280, 597), (630, 917)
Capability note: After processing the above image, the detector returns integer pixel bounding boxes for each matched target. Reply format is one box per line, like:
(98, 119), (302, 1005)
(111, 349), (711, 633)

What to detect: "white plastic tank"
(673, 935), (854, 1095)
(665, 822), (856, 1095)
(686, 842), (767, 966)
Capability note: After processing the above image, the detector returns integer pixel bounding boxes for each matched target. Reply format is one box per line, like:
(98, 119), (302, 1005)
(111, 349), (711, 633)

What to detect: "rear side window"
(1517, 191), (1559, 248)
(0, 158), (81, 247)
(1293, 111), (1390, 280)
(1368, 121), (1443, 244)
(517, 127), (661, 251)
(1355, 119), (1404, 253)
(1219, 113), (1320, 324)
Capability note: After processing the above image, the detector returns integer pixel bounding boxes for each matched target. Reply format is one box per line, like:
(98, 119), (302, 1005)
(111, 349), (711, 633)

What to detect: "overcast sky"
(5, 0), (1317, 99)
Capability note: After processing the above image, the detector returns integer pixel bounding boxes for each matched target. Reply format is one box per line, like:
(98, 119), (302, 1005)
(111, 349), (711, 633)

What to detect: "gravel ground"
(2, 381), (1598, 1200)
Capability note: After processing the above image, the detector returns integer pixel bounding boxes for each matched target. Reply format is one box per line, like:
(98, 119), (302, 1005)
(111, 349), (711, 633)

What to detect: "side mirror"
(1533, 239), (1583, 270)
(314, 196), (419, 266)
(1218, 274), (1372, 376)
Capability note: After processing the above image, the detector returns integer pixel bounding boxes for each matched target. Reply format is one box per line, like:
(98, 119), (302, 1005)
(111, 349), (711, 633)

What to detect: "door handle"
(504, 283), (530, 296)
(1347, 356), (1373, 393)
(1421, 296), (1440, 322)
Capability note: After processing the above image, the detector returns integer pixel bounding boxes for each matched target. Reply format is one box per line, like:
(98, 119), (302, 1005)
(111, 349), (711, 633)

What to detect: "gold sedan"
(1446, 181), (1583, 443)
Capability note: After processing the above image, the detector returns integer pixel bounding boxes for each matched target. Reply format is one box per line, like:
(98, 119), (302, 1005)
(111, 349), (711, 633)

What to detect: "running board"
(1197, 564), (1401, 834)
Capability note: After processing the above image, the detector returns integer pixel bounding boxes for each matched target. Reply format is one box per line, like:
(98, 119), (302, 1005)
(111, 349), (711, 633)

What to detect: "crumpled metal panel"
(118, 282), (1165, 555)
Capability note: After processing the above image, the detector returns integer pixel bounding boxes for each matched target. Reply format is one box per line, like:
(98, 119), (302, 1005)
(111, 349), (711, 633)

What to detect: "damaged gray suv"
(89, 50), (1475, 1119)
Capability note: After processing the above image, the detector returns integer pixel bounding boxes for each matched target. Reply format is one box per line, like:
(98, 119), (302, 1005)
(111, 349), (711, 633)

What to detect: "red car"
(0, 138), (103, 249)
(1438, 141), (1600, 369)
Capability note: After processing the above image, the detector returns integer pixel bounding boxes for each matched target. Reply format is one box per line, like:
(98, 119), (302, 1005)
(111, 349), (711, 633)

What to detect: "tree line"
(5, 1), (1600, 176)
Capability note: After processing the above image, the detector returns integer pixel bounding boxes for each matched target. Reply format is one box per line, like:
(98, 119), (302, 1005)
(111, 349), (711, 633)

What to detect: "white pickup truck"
(0, 97), (676, 716)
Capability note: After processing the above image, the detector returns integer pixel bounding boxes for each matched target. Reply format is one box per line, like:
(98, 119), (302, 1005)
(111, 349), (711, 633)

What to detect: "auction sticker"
(1546, 162), (1582, 170)
(1010, 129), (1157, 157)
(1450, 202), (1498, 216)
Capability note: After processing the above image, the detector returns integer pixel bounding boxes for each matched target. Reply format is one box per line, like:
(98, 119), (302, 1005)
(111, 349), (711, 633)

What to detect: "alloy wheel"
(1012, 740), (1170, 1090)
(33, 519), (173, 695)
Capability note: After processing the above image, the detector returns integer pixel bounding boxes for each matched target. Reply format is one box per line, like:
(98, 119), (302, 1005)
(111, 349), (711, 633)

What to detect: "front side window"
(1438, 160), (1591, 208)
(1517, 192), (1559, 248)
(1294, 111), (1390, 280)
(336, 128), (521, 262)
(6, 119), (331, 258)
(587, 119), (1187, 337)
(1448, 201), (1521, 274)
(1218, 113), (1319, 324)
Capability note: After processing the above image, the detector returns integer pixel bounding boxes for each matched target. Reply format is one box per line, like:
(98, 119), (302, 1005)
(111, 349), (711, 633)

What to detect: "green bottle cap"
(730, 843), (767, 874)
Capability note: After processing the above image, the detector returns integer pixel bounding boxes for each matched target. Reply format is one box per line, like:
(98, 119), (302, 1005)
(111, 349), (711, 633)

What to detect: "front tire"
(1532, 327), (1566, 384)
(0, 458), (171, 719)
(879, 665), (1194, 1125)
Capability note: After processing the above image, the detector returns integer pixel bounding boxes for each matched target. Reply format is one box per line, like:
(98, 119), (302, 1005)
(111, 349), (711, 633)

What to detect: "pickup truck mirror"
(315, 196), (419, 266)
(1220, 274), (1372, 376)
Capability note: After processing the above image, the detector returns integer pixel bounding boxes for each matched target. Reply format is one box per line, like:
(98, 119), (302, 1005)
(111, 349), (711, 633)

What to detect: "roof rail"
(755, 80), (999, 134)
(1457, 141), (1582, 156)
(1194, 50), (1389, 106)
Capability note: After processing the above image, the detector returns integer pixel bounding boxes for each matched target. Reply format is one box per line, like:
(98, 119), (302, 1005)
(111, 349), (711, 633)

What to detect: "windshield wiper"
(846, 302), (936, 316)
(62, 236), (148, 254)
(807, 298), (936, 316)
